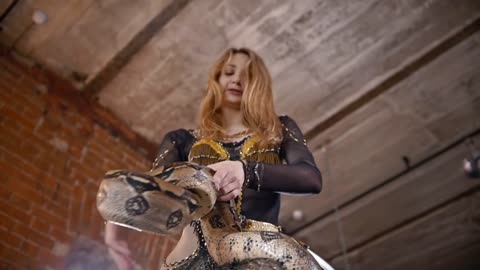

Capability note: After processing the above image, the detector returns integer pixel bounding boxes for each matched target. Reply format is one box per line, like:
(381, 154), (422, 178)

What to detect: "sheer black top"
(151, 115), (322, 225)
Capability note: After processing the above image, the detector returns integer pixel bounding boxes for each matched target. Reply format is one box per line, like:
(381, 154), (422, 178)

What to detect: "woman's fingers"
(105, 223), (132, 256)
(208, 161), (245, 194)
(108, 240), (131, 256)
(218, 179), (241, 195)
(208, 163), (227, 189)
(213, 171), (227, 190)
(217, 188), (241, 202)
(109, 248), (133, 270)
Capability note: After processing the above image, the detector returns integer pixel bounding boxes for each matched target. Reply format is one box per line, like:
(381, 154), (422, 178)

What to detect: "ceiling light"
(32, 10), (48, 25)
(292, 209), (304, 221)
(464, 154), (479, 178)
(464, 138), (479, 179)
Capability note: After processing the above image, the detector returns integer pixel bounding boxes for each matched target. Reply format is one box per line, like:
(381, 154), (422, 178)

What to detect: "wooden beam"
(280, 17), (480, 233)
(0, 0), (18, 24)
(286, 128), (480, 234)
(294, 132), (480, 260)
(330, 188), (480, 270)
(304, 17), (480, 142)
(82, 0), (192, 98)
(1, 47), (158, 160)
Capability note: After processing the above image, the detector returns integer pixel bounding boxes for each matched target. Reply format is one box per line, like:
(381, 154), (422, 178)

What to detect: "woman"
(104, 48), (323, 269)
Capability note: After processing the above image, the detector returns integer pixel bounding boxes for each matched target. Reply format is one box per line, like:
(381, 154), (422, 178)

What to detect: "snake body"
(96, 162), (323, 269)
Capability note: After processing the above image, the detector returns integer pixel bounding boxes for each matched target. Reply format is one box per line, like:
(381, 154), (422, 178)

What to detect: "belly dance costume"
(153, 116), (329, 269)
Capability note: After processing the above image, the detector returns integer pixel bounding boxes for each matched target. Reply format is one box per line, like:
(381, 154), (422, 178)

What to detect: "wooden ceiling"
(2, 1), (480, 269)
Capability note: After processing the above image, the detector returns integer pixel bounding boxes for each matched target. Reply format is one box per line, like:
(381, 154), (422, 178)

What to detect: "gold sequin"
(282, 124), (307, 145)
(188, 135), (282, 217)
(151, 146), (172, 170)
(189, 138), (230, 165)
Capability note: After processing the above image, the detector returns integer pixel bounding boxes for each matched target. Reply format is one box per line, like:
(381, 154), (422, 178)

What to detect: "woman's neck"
(220, 106), (247, 134)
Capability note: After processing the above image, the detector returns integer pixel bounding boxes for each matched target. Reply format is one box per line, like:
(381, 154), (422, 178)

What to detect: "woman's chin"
(222, 98), (242, 109)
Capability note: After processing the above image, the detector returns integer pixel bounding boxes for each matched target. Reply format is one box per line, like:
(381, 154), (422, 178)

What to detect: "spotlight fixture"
(32, 10), (48, 25)
(292, 209), (304, 221)
(464, 138), (479, 179)
(464, 154), (479, 178)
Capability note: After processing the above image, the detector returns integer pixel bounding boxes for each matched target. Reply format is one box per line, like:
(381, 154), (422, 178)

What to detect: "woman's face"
(218, 53), (249, 107)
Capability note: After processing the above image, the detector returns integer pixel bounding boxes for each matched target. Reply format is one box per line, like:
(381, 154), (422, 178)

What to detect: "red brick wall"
(0, 53), (177, 269)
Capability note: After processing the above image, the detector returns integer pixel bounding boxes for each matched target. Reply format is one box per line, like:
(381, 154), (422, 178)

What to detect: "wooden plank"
(427, 243), (480, 270)
(83, 0), (192, 97)
(0, 0), (32, 47)
(99, 1), (480, 145)
(279, 30), (480, 232)
(97, 0), (317, 141)
(98, 0), (381, 142)
(98, 0), (227, 142)
(293, 133), (480, 259)
(0, 0), (16, 19)
(0, 0), (176, 88)
(261, 0), (379, 77)
(329, 189), (480, 270)
(303, 16), (480, 141)
(16, 0), (95, 52)
(230, 0), (348, 53)
(272, 0), (480, 132)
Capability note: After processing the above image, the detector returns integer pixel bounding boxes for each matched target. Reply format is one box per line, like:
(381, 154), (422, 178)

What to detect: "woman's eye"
(224, 71), (234, 76)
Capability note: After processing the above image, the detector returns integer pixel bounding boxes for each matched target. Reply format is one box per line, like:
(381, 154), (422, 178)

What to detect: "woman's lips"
(227, 89), (243, 96)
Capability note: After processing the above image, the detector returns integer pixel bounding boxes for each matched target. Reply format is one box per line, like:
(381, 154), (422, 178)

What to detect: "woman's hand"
(208, 160), (245, 202)
(105, 222), (133, 270)
(108, 246), (133, 270)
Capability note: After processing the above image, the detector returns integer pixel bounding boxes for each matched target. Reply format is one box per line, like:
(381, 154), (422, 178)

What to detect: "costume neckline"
(216, 135), (251, 148)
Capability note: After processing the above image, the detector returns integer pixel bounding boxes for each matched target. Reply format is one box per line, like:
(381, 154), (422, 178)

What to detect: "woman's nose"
(231, 74), (241, 86)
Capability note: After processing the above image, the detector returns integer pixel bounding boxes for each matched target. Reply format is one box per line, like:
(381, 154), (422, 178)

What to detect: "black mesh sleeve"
(245, 116), (322, 194)
(150, 129), (191, 170)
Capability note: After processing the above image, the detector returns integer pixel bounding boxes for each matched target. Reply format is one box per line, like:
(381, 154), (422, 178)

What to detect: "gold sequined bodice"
(188, 134), (281, 166)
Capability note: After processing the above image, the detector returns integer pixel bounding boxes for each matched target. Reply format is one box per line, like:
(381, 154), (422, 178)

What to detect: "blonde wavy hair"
(199, 48), (283, 145)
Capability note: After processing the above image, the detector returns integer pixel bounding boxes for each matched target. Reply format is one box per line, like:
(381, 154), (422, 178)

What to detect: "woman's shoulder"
(164, 128), (197, 144)
(277, 115), (307, 145)
(278, 115), (300, 129)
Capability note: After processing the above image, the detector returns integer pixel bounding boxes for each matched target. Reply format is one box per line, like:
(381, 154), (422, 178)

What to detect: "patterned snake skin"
(96, 162), (323, 269)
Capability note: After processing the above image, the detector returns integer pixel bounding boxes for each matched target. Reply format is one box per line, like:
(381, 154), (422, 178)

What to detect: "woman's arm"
(151, 129), (191, 170)
(245, 115), (322, 194)
(105, 222), (133, 270)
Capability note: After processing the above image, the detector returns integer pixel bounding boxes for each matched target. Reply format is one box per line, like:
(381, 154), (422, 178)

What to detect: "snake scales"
(96, 162), (324, 269)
